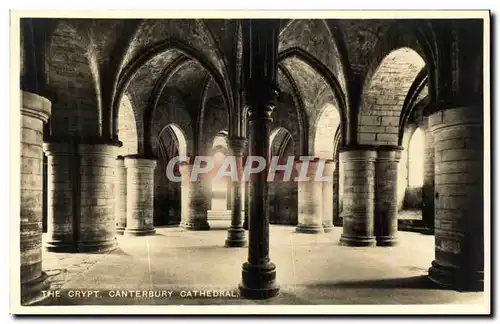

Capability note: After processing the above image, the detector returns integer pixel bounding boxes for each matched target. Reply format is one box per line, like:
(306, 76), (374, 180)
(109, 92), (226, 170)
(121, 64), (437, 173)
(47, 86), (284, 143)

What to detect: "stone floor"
(38, 221), (484, 306)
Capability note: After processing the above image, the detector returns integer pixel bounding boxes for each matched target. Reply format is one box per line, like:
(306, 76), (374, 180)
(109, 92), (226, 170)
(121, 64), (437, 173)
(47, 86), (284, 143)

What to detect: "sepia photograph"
(10, 10), (490, 315)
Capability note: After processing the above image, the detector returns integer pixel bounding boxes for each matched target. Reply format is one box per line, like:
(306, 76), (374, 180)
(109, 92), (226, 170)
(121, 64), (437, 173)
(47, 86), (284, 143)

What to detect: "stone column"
(20, 91), (51, 305)
(322, 159), (336, 233)
(239, 19), (280, 299)
(428, 107), (483, 291)
(339, 149), (377, 247)
(179, 163), (210, 230)
(243, 179), (249, 230)
(374, 148), (402, 246)
(43, 142), (73, 251)
(332, 158), (342, 227)
(115, 156), (127, 234)
(295, 158), (324, 234)
(422, 118), (435, 234)
(78, 144), (119, 250)
(225, 136), (247, 247)
(123, 156), (156, 236)
(44, 142), (118, 252)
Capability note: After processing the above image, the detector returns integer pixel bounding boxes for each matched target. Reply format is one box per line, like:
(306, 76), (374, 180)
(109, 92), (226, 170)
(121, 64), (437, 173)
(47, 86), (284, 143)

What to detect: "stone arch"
(268, 126), (297, 226)
(269, 127), (294, 158)
(362, 23), (438, 102)
(312, 103), (341, 159)
(358, 47), (426, 145)
(112, 38), (232, 140)
(150, 90), (194, 159)
(153, 123), (188, 226)
(277, 65), (308, 155)
(44, 20), (102, 137)
(278, 47), (349, 146)
(279, 19), (349, 98)
(199, 80), (230, 154)
(117, 93), (139, 156)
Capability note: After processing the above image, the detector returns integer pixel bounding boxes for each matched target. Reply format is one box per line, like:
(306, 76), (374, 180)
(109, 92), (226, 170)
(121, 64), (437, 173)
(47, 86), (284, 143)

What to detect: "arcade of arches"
(20, 18), (485, 305)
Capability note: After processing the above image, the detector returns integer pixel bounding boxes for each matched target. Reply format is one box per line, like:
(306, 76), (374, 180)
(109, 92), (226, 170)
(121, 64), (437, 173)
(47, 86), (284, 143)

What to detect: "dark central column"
(225, 136), (247, 247)
(238, 19), (280, 299)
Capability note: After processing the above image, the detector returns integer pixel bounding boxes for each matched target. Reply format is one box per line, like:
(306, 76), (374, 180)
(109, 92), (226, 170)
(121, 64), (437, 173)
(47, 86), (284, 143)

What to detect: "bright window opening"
(408, 128), (424, 187)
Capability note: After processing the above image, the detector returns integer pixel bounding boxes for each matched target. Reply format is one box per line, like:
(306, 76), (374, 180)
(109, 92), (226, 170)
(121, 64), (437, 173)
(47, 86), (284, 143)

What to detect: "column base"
(225, 228), (247, 247)
(45, 238), (118, 253)
(21, 272), (50, 306)
(124, 228), (156, 236)
(376, 236), (398, 247)
(339, 234), (376, 247)
(239, 262), (279, 300)
(428, 260), (484, 291)
(181, 222), (210, 231)
(323, 224), (335, 233)
(296, 224), (324, 234)
(116, 227), (125, 235)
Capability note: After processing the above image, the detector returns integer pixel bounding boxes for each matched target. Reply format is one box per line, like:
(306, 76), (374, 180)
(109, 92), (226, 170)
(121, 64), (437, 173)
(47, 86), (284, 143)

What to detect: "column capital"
(340, 144), (404, 153)
(339, 150), (378, 162)
(44, 135), (123, 148)
(229, 136), (248, 156)
(246, 103), (276, 121)
(377, 150), (402, 162)
(428, 106), (483, 132)
(123, 155), (157, 168)
(422, 98), (482, 117)
(21, 91), (51, 122)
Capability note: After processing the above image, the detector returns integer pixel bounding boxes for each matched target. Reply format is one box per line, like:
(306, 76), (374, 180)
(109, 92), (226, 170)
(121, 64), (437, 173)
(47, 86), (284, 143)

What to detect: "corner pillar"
(20, 91), (51, 305)
(427, 106), (484, 291)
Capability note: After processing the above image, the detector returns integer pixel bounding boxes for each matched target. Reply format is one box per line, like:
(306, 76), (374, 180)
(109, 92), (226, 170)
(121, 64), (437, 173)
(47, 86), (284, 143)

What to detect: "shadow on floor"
(305, 275), (447, 290)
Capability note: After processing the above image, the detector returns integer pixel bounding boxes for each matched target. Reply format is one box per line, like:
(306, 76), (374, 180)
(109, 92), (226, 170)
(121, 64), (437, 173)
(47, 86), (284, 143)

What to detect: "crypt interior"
(19, 18), (485, 305)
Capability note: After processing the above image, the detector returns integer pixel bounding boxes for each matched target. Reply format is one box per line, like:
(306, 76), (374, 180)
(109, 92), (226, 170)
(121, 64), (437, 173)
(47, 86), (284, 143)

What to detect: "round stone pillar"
(179, 163), (210, 231)
(427, 106), (483, 291)
(115, 156), (127, 234)
(20, 91), (51, 305)
(322, 159), (336, 233)
(78, 144), (119, 249)
(339, 150), (377, 247)
(243, 180), (249, 230)
(43, 142), (74, 251)
(123, 156), (156, 236)
(374, 148), (402, 246)
(295, 159), (324, 234)
(225, 136), (247, 247)
(422, 118), (435, 234)
(333, 158), (343, 227)
(44, 142), (118, 252)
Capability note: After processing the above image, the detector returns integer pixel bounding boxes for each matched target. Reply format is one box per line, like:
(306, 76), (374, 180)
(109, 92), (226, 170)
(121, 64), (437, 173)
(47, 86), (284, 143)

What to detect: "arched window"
(408, 128), (424, 187)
